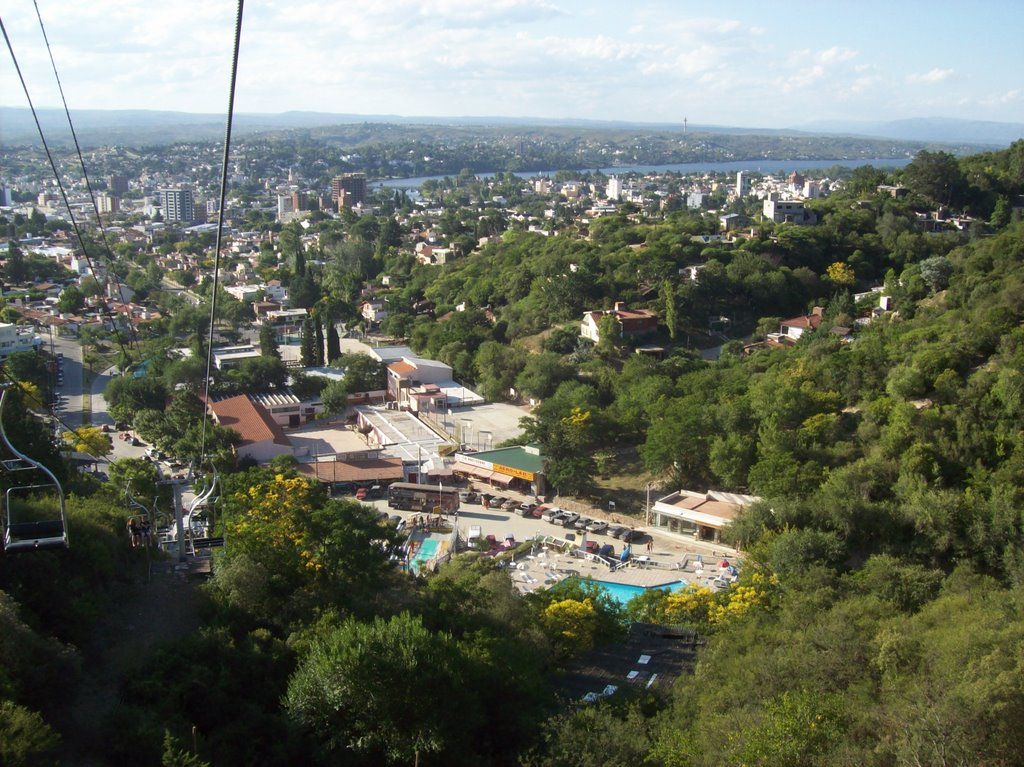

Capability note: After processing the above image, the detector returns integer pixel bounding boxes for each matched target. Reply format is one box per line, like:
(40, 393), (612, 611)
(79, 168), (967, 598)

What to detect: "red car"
(355, 487), (367, 500)
(584, 540), (601, 555)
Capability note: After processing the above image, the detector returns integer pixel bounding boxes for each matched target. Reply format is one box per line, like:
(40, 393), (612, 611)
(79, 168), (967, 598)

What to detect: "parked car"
(355, 487), (368, 500)
(598, 543), (615, 559)
(501, 498), (519, 510)
(573, 517), (592, 530)
(468, 525), (482, 542)
(517, 502), (537, 516)
(541, 506), (563, 523)
(584, 540), (601, 555)
(331, 482), (358, 496)
(608, 525), (629, 539)
(556, 512), (580, 527)
(585, 519), (609, 534)
(480, 493), (494, 505)
(488, 496), (508, 509)
(458, 489), (478, 504)
(526, 505), (545, 519)
(367, 485), (383, 500)
(620, 529), (645, 543)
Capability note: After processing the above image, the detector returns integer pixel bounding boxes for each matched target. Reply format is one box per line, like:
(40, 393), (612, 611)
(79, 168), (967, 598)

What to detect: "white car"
(540, 507), (563, 523)
(468, 525), (482, 542)
(555, 512), (579, 527)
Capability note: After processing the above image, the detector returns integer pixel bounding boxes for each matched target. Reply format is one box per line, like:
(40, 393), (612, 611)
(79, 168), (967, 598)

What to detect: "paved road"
(49, 332), (85, 430)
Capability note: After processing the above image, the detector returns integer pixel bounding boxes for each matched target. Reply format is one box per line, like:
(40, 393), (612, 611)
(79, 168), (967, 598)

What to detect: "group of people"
(126, 516), (151, 548)
(410, 514), (446, 530)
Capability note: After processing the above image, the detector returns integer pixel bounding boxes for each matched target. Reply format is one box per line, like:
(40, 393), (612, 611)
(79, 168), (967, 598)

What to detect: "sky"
(2, 0), (1023, 128)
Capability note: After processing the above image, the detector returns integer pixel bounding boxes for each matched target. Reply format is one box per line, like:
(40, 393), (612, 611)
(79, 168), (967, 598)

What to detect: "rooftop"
(208, 394), (290, 446)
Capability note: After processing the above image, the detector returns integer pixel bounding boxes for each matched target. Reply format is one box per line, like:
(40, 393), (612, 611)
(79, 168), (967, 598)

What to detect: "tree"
(474, 340), (527, 401)
(57, 285), (85, 313)
(258, 322), (280, 359)
(661, 279), (678, 340)
(918, 255), (953, 293)
(902, 150), (969, 207)
(596, 313), (624, 358)
(108, 457), (161, 505)
(514, 353), (574, 401)
(325, 321), (341, 363)
(285, 613), (481, 765)
(544, 407), (599, 496)
(300, 317), (317, 367)
(0, 700), (61, 767)
(824, 261), (856, 288)
(62, 426), (113, 458)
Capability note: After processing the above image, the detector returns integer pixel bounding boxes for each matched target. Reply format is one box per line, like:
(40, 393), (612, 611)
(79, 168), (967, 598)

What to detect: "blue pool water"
(410, 536), (442, 573)
(587, 579), (688, 605)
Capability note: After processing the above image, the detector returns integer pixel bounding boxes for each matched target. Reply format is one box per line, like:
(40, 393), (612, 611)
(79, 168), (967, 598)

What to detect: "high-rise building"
(331, 173), (367, 208)
(606, 176), (622, 201)
(159, 188), (194, 223)
(0, 185), (13, 207)
(108, 174), (129, 196)
(97, 193), (120, 214)
(736, 171), (752, 198)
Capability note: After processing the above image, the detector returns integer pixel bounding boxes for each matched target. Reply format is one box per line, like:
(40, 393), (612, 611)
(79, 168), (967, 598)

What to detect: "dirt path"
(61, 559), (205, 765)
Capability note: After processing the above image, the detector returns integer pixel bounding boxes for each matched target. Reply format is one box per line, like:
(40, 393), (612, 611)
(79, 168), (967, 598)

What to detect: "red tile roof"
(296, 457), (404, 483)
(208, 394), (291, 446)
(388, 360), (416, 376)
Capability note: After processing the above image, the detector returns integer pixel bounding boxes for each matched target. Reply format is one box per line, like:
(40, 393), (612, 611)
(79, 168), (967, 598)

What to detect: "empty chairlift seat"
(0, 387), (68, 553)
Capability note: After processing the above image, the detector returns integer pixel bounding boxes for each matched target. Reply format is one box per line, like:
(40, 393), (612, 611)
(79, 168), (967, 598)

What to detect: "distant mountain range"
(1, 106), (1020, 148)
(792, 117), (1024, 146)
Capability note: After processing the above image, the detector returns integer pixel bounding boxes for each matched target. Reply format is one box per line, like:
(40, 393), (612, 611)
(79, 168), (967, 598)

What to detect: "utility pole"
(170, 479), (188, 562)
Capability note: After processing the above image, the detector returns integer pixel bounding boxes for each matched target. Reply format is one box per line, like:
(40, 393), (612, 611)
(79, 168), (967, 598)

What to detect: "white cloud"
(907, 67), (954, 84)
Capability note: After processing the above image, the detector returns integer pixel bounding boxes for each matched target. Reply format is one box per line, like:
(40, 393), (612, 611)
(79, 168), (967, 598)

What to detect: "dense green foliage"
(5, 142), (1024, 765)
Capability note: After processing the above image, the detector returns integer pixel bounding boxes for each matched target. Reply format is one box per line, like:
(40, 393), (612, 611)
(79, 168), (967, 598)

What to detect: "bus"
(387, 482), (460, 513)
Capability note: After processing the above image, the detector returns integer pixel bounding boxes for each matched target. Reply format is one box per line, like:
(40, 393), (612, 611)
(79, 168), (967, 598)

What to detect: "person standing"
(127, 517), (141, 548)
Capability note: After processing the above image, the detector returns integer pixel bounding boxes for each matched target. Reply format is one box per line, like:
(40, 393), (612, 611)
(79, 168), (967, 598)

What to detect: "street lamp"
(645, 481), (656, 527)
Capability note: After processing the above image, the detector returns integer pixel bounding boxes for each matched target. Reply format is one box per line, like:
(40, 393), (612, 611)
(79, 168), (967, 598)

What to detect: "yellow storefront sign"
(491, 463), (534, 481)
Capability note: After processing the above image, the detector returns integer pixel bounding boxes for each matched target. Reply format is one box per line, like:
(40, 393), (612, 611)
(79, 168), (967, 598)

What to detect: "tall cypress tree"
(326, 320), (341, 365)
(259, 322), (281, 359)
(300, 317), (317, 367)
(314, 316), (325, 366)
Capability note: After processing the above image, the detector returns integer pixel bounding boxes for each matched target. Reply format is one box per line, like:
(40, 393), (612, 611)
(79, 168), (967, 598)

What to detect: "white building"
(763, 194), (817, 225)
(606, 176), (622, 201)
(651, 489), (760, 544)
(0, 323), (43, 360)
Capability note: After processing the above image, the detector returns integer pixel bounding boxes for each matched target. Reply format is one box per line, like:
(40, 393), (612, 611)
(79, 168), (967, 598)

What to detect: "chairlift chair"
(0, 387), (68, 553)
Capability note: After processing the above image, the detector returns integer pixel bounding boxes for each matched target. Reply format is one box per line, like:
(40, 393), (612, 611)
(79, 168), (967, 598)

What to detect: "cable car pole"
(171, 479), (187, 563)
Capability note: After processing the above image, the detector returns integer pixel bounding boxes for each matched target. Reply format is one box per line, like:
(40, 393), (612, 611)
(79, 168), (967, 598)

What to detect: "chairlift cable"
(30, 0), (141, 360)
(198, 0), (245, 466)
(0, 14), (135, 366)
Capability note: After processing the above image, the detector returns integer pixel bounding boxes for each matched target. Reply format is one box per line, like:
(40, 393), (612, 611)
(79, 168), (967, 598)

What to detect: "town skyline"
(2, 0), (1023, 129)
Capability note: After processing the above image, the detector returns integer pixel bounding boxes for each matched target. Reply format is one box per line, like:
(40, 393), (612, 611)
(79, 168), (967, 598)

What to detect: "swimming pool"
(409, 536), (443, 573)
(586, 578), (688, 605)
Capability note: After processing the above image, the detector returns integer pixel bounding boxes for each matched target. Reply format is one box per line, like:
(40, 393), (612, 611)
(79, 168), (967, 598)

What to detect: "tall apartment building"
(159, 188), (194, 223)
(736, 171), (752, 197)
(330, 173), (367, 209)
(606, 176), (622, 201)
(97, 193), (120, 215)
(108, 174), (129, 196)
